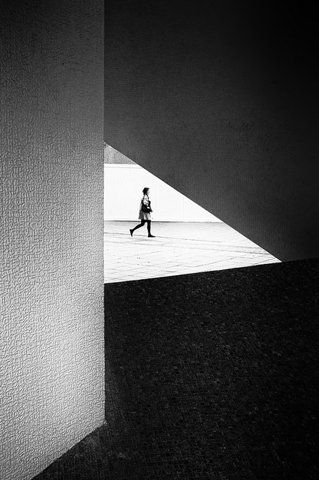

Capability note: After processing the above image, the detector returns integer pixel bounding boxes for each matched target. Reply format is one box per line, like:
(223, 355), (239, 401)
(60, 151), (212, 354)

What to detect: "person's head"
(142, 187), (149, 196)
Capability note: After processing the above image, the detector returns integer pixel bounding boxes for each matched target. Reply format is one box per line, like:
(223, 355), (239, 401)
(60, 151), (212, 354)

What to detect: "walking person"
(130, 187), (155, 237)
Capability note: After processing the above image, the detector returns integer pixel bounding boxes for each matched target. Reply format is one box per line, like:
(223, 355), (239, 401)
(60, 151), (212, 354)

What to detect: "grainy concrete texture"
(0, 2), (104, 479)
(34, 259), (319, 480)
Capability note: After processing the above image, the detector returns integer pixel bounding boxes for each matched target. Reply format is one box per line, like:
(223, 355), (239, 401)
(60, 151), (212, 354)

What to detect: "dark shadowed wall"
(104, 0), (319, 261)
(0, 2), (104, 479)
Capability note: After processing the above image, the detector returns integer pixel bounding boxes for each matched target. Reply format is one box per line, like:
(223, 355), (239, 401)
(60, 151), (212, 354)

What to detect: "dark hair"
(142, 187), (149, 195)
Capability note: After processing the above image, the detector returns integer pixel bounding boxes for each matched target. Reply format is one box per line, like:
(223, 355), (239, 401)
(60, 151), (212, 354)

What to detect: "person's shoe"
(148, 234), (155, 238)
(130, 229), (133, 237)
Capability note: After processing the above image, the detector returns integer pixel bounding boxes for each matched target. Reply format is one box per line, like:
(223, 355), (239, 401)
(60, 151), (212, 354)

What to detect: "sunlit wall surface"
(0, 3), (104, 480)
(104, 163), (221, 222)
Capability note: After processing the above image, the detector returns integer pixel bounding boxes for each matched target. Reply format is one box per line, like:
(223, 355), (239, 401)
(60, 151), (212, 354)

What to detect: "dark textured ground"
(35, 259), (319, 480)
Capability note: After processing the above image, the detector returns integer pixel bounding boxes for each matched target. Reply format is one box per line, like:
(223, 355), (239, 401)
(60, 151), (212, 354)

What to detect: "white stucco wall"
(0, 2), (104, 480)
(104, 164), (221, 222)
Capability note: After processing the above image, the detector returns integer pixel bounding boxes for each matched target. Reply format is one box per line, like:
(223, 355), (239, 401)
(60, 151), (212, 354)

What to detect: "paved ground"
(104, 221), (280, 283)
(35, 260), (319, 480)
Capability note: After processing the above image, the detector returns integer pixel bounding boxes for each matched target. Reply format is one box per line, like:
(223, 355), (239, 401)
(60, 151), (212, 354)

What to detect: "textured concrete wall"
(104, 0), (319, 261)
(0, 2), (104, 480)
(104, 143), (135, 164)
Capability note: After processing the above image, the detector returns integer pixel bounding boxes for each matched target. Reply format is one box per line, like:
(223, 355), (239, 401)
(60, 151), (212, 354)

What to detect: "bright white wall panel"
(104, 165), (221, 222)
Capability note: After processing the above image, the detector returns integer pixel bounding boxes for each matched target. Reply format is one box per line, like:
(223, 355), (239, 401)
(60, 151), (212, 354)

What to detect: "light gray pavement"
(104, 221), (280, 283)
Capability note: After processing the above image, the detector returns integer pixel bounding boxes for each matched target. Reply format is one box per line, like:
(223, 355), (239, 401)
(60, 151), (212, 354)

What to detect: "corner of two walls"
(0, 2), (104, 479)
